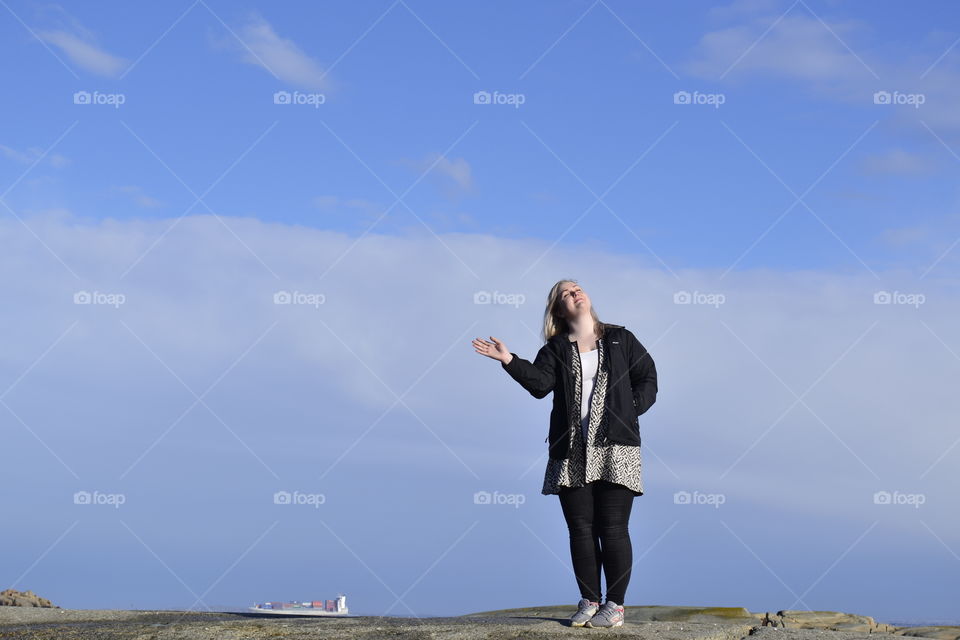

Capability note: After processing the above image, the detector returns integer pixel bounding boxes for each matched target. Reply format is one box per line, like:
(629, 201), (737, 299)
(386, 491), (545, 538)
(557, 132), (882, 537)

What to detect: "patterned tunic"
(542, 336), (644, 496)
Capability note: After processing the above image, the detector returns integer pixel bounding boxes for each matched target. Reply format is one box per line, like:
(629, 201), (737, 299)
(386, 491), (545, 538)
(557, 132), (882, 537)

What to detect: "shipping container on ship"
(248, 594), (348, 616)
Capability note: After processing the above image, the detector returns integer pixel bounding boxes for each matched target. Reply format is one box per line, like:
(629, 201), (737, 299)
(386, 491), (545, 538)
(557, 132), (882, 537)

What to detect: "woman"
(472, 279), (658, 629)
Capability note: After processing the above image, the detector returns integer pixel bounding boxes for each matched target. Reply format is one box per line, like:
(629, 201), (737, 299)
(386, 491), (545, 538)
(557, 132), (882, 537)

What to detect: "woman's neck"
(567, 316), (596, 341)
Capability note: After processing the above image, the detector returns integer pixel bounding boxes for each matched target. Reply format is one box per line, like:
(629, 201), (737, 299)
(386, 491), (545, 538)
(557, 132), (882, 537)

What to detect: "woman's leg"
(558, 482), (603, 602)
(594, 480), (635, 604)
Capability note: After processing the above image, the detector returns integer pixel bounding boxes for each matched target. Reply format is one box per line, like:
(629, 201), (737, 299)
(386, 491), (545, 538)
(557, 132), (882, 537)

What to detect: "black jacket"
(501, 323), (658, 459)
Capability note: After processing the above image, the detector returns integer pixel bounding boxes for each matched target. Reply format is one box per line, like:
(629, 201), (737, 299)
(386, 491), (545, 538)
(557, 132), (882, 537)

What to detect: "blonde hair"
(541, 279), (604, 344)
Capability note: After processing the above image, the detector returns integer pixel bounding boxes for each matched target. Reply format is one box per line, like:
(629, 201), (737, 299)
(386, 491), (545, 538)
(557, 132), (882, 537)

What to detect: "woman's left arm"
(625, 329), (658, 417)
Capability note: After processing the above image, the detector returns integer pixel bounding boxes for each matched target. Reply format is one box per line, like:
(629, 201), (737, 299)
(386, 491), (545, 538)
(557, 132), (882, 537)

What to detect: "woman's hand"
(472, 336), (512, 365)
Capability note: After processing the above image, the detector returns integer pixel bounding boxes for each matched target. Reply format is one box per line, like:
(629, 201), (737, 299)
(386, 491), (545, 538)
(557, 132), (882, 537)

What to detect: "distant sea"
(885, 619), (960, 627)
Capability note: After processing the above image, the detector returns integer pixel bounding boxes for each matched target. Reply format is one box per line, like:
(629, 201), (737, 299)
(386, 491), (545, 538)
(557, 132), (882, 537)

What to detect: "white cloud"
(36, 28), (127, 77)
(879, 211), (960, 252)
(432, 155), (474, 192)
(49, 153), (70, 168)
(110, 185), (163, 209)
(0, 144), (69, 167)
(312, 195), (340, 209)
(312, 195), (379, 212)
(879, 225), (929, 248)
(684, 13), (871, 86)
(707, 0), (782, 21)
(860, 149), (936, 176)
(1, 209), (957, 608)
(404, 153), (475, 198)
(310, 195), (383, 226)
(684, 3), (960, 131)
(227, 14), (329, 89)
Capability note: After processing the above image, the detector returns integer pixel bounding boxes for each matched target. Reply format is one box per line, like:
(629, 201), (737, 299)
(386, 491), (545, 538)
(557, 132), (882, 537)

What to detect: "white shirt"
(578, 348), (599, 441)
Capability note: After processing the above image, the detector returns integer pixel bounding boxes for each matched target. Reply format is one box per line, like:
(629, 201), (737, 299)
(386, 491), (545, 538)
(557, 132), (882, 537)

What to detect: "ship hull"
(247, 607), (348, 616)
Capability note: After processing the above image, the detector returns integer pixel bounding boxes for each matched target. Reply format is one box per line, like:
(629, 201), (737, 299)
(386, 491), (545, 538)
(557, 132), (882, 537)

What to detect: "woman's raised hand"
(472, 336), (511, 364)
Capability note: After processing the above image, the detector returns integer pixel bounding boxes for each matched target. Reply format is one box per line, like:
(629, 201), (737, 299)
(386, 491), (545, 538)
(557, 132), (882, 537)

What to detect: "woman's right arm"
(501, 343), (559, 399)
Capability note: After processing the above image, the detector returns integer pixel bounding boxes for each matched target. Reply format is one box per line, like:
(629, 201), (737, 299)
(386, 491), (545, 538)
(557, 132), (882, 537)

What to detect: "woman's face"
(558, 282), (591, 319)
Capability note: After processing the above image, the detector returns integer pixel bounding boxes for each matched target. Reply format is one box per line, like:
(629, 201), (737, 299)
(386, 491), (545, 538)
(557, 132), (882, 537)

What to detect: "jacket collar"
(549, 322), (624, 346)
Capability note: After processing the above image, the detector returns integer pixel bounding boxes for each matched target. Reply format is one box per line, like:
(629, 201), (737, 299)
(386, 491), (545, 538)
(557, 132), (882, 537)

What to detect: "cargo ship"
(248, 593), (348, 616)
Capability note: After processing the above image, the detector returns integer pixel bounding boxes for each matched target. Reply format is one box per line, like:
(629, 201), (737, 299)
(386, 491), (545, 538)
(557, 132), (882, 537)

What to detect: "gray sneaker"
(569, 597), (600, 627)
(585, 600), (625, 628)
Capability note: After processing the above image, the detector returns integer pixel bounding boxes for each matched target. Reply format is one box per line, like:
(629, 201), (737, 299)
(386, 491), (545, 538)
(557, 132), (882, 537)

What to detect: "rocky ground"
(0, 590), (56, 608)
(0, 603), (957, 640)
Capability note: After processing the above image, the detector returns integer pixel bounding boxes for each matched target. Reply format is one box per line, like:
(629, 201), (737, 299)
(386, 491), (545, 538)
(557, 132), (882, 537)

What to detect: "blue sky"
(2, 0), (960, 623)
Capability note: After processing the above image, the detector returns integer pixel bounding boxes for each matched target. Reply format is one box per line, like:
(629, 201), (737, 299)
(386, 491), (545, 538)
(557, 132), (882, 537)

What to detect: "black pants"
(558, 479), (635, 605)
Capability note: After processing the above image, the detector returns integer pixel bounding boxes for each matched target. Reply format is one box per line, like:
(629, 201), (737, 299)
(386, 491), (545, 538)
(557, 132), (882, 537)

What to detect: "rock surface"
(467, 604), (761, 624)
(894, 628), (960, 640)
(0, 605), (955, 640)
(0, 588), (59, 608)
(756, 609), (899, 634)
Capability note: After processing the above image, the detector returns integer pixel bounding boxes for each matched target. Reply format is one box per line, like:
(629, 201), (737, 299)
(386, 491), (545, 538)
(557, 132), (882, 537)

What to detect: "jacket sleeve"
(500, 343), (559, 400)
(625, 329), (657, 417)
